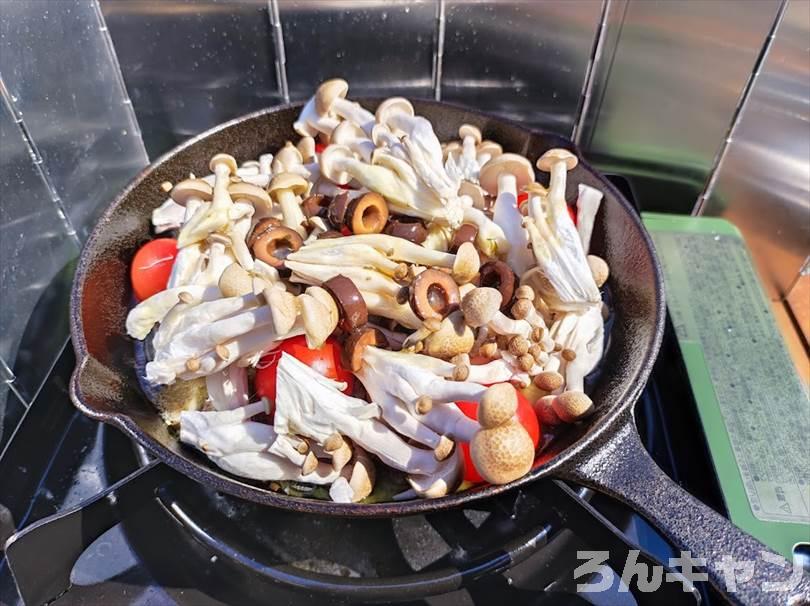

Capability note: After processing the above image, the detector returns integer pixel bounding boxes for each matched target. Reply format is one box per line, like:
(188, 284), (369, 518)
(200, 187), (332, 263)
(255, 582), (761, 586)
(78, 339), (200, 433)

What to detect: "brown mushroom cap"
(274, 141), (304, 169)
(301, 194), (331, 219)
(320, 144), (354, 185)
(422, 311), (474, 359)
(458, 124), (482, 143)
(342, 326), (386, 372)
(479, 383), (518, 429)
(476, 140), (503, 159)
(170, 178), (213, 206)
(552, 391), (594, 423)
(409, 268), (461, 321)
(384, 216), (428, 244)
(210, 153), (238, 175)
(524, 182), (549, 197)
(248, 217), (282, 249)
(346, 192), (389, 234)
(327, 192), (351, 228)
(536, 148), (578, 172)
(460, 287), (502, 328)
(449, 224), (478, 254)
(228, 181), (273, 215)
(533, 371), (565, 392)
(587, 255), (609, 287)
(458, 180), (487, 210)
(478, 153), (535, 196)
(470, 421), (534, 485)
(315, 78), (349, 116)
(323, 275), (368, 332)
(478, 261), (516, 310)
(442, 140), (463, 161)
(267, 172), (308, 202)
(218, 263), (253, 297)
(251, 226), (303, 268)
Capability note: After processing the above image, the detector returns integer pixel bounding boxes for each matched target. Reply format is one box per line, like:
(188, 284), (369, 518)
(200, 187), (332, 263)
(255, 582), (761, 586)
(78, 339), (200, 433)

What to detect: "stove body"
(1, 1), (808, 604)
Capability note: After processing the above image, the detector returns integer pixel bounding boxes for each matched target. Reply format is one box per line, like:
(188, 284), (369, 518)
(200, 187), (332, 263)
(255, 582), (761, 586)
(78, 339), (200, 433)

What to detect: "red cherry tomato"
(456, 385), (540, 484)
(130, 238), (177, 301)
(517, 192), (529, 207)
(254, 336), (354, 421)
(315, 142), (326, 154)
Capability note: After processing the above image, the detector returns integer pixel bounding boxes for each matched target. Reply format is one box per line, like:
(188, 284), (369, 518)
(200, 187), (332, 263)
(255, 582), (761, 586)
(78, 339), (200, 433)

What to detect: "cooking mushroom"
(552, 391), (594, 423)
(406, 446), (463, 498)
(299, 285), (339, 348)
(421, 311), (474, 360)
(315, 78), (375, 134)
(469, 383), (535, 484)
(479, 153), (536, 275)
(331, 120), (375, 163)
(228, 181), (274, 270)
(267, 172), (309, 238)
(461, 287), (532, 338)
(178, 153), (238, 247)
(204, 365), (250, 411)
(576, 183), (603, 254)
(297, 136), (317, 163)
(587, 254), (610, 287)
(218, 263), (253, 297)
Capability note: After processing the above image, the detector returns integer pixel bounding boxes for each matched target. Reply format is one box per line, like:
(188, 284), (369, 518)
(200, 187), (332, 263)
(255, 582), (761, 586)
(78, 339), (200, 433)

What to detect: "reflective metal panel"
(702, 0), (810, 300)
(279, 0), (437, 101)
(442, 0), (603, 135)
(0, 0), (149, 240)
(101, 0), (282, 157)
(0, 100), (79, 406)
(580, 0), (781, 213)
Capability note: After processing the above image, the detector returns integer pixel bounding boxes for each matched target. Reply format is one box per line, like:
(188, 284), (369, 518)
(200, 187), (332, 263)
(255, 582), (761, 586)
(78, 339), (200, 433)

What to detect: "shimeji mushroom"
(461, 288), (532, 339)
(226, 182), (273, 271)
(315, 79), (375, 134)
(178, 154), (238, 247)
(476, 140), (503, 167)
(125, 285), (221, 340)
(274, 354), (445, 476)
(444, 124), (483, 183)
(205, 364), (249, 411)
(294, 94), (340, 138)
(286, 260), (403, 299)
(268, 173), (309, 238)
(587, 255), (610, 287)
(180, 400), (342, 484)
(575, 184), (603, 254)
(196, 234), (235, 288)
(329, 447), (376, 503)
(288, 243), (407, 280)
(404, 446), (463, 499)
(360, 290), (422, 329)
(552, 305), (604, 394)
(521, 149), (600, 311)
(151, 198), (186, 233)
(331, 121), (375, 162)
(218, 263), (254, 298)
(469, 384), (535, 484)
(479, 154), (535, 276)
(165, 179), (215, 287)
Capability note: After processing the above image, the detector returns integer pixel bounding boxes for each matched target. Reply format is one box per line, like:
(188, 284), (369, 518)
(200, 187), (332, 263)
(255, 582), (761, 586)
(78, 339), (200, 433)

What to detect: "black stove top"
(0, 321), (723, 605)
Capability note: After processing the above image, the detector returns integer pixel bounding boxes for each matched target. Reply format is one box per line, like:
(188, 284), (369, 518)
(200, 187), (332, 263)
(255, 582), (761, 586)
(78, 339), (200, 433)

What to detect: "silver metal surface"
(700, 0), (810, 301)
(579, 0), (782, 213)
(0, 0), (148, 240)
(441, 0), (603, 135)
(0, 98), (79, 406)
(100, 0), (283, 157)
(278, 0), (438, 101)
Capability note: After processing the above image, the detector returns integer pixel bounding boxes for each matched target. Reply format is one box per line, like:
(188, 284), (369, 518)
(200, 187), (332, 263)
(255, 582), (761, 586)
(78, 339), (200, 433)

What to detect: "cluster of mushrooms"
(131, 78), (609, 503)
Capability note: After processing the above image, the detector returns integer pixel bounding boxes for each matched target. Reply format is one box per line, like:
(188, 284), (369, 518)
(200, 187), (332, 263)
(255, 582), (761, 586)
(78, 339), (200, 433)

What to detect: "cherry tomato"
(516, 192), (577, 225)
(315, 142), (326, 154)
(130, 238), (177, 301)
(456, 385), (540, 484)
(254, 336), (354, 420)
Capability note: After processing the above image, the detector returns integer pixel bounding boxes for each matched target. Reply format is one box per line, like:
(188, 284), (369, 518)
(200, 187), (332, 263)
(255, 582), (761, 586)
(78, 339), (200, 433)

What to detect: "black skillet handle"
(3, 459), (172, 605)
(559, 417), (810, 605)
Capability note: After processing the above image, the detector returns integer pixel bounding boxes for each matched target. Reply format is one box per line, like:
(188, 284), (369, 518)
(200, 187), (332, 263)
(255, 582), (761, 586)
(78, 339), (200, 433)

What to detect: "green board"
(642, 213), (810, 560)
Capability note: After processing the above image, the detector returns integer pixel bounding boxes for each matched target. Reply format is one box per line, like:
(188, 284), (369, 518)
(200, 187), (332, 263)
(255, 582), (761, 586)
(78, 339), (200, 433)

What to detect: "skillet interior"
(70, 100), (664, 516)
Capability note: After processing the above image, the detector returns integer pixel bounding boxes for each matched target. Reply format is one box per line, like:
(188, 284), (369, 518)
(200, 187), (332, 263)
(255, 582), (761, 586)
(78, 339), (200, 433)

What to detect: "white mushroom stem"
(298, 233), (455, 268)
(178, 159), (234, 247)
(205, 365), (249, 411)
(288, 244), (406, 278)
(126, 285), (221, 339)
(287, 260), (402, 299)
(274, 354), (443, 475)
(276, 188), (307, 238)
(406, 447), (463, 498)
(303, 216), (329, 244)
(180, 399), (268, 432)
(217, 451), (341, 484)
(228, 200), (256, 270)
(460, 206), (509, 257)
(294, 95), (340, 137)
(360, 291), (422, 329)
(196, 237), (234, 288)
(330, 98), (375, 133)
(557, 306), (604, 392)
(151, 199), (186, 233)
(492, 173), (533, 275)
(576, 184), (603, 254)
(259, 154), (273, 176)
(167, 242), (205, 289)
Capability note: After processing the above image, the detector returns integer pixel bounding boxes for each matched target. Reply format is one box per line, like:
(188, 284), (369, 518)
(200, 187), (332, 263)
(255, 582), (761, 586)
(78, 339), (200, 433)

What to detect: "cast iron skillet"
(9, 102), (805, 605)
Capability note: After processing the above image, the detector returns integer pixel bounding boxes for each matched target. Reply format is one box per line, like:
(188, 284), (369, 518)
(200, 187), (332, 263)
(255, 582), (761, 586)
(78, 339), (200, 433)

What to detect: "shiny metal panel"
(278, 0), (437, 101)
(0, 99), (79, 406)
(441, 0), (603, 135)
(580, 0), (781, 213)
(702, 0), (810, 301)
(100, 0), (282, 157)
(0, 0), (149, 240)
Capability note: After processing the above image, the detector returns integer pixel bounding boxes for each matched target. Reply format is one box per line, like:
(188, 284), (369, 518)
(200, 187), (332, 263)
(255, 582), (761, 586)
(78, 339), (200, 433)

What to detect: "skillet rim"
(69, 99), (666, 516)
